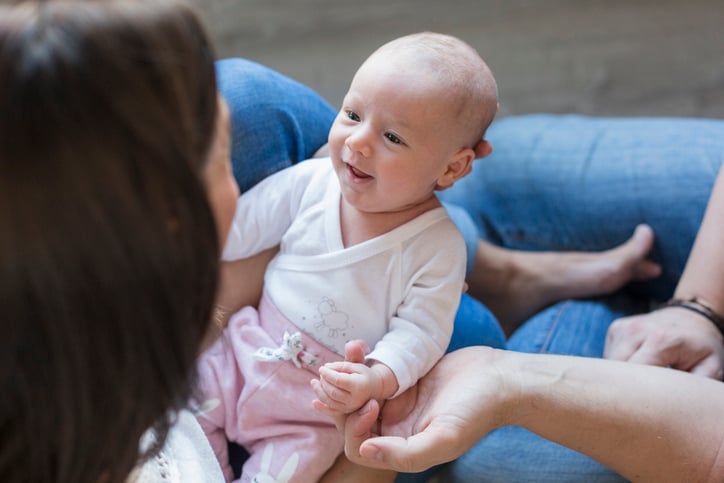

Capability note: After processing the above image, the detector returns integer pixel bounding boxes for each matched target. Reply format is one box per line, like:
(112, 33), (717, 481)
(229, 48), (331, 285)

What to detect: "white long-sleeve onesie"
(222, 157), (466, 395)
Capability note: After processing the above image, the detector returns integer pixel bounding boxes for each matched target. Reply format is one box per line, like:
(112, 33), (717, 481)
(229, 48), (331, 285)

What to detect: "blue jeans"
(217, 59), (724, 482)
(436, 114), (724, 482)
(440, 114), (724, 300)
(216, 58), (337, 193)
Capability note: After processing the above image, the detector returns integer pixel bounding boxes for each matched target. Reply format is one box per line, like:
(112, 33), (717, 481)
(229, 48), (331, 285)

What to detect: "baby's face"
(328, 52), (463, 215)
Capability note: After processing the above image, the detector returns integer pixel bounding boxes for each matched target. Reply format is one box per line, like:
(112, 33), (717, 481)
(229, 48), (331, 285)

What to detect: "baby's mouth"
(349, 164), (372, 179)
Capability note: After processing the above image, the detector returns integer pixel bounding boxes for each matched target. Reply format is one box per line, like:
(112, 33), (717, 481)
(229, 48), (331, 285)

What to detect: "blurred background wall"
(193, 0), (724, 119)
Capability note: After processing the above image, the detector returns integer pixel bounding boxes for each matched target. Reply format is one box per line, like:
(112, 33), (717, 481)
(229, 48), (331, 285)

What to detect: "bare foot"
(467, 224), (661, 336)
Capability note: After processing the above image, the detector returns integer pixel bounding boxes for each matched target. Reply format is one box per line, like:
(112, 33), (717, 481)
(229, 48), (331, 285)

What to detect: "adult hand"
(340, 347), (512, 473)
(340, 344), (724, 481)
(604, 307), (724, 379)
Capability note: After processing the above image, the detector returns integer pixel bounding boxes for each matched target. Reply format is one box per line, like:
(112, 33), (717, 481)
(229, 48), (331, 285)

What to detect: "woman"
(1, 1), (227, 481)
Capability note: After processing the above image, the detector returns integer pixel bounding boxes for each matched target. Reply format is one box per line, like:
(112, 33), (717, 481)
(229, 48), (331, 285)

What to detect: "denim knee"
(215, 58), (336, 193)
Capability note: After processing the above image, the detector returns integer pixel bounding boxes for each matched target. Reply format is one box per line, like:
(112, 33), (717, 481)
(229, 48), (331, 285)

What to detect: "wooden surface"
(193, 0), (724, 119)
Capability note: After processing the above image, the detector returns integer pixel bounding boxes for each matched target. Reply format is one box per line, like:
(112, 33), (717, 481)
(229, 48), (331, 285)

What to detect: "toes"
(631, 224), (655, 255)
(634, 259), (662, 280)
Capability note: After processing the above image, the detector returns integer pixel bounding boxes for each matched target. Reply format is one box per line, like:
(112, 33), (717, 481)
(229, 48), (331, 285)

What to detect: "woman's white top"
(130, 410), (224, 483)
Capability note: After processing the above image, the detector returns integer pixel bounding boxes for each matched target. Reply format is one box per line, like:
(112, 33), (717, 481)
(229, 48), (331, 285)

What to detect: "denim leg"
(215, 58), (336, 193)
(507, 294), (647, 356)
(448, 294), (507, 353)
(440, 115), (724, 301)
(445, 427), (627, 483)
(442, 202), (479, 277)
(443, 295), (646, 483)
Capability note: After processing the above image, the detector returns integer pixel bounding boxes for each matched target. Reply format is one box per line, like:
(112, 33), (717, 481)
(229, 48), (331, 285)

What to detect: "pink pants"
(195, 293), (343, 483)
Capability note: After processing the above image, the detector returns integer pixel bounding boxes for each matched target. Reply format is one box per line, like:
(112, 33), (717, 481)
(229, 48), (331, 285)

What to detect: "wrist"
(499, 350), (582, 430)
(656, 296), (724, 336)
(483, 348), (531, 429)
(370, 362), (398, 400)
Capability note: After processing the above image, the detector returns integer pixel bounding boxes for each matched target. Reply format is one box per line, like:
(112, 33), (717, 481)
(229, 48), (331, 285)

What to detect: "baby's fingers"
(313, 375), (356, 416)
(310, 378), (329, 401)
(319, 370), (354, 401)
(311, 397), (342, 418)
(323, 360), (367, 375)
(320, 365), (360, 393)
(312, 377), (346, 405)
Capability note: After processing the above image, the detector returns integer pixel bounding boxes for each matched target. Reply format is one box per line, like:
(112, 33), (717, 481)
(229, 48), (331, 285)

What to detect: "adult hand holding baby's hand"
(340, 346), (512, 474)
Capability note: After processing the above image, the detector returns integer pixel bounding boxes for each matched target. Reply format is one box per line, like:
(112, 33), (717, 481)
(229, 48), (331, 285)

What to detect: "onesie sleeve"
(222, 157), (330, 260)
(366, 218), (466, 397)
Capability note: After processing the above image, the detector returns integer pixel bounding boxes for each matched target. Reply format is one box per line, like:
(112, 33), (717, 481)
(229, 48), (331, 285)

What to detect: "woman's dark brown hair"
(0, 1), (220, 481)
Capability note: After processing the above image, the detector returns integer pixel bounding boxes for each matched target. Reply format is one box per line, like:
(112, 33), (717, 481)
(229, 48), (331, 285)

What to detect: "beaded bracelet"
(659, 297), (724, 336)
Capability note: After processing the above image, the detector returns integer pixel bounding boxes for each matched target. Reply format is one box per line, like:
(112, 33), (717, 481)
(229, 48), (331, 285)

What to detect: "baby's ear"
(436, 146), (476, 191)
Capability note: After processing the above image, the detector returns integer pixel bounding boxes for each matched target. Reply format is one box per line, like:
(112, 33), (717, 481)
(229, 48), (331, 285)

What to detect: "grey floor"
(193, 0), (724, 120)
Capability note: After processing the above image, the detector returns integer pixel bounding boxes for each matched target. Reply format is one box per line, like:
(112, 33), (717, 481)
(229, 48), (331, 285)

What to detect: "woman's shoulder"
(129, 410), (224, 483)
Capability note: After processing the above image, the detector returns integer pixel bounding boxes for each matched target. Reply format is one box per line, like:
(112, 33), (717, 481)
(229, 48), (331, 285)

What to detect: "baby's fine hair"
(373, 31), (499, 147)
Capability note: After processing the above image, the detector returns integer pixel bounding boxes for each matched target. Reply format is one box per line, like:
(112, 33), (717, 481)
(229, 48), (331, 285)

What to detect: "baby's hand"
(311, 340), (397, 419)
(311, 361), (380, 417)
(311, 339), (372, 418)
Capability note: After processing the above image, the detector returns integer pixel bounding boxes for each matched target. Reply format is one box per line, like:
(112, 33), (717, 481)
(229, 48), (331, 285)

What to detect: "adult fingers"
(311, 378), (344, 406)
(627, 345), (723, 379)
(343, 399), (381, 461)
(312, 398), (339, 418)
(688, 354), (724, 380)
(624, 342), (673, 368)
(634, 259), (662, 281)
(357, 422), (456, 473)
(317, 376), (351, 406)
(345, 339), (370, 363)
(604, 318), (643, 361)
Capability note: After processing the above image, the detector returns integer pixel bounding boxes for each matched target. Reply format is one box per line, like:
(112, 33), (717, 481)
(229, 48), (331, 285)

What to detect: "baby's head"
(366, 32), (498, 149)
(328, 32), (498, 215)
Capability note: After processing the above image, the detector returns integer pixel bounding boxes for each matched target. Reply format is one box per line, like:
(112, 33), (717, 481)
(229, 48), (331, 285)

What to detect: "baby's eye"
(385, 132), (402, 144)
(346, 110), (360, 122)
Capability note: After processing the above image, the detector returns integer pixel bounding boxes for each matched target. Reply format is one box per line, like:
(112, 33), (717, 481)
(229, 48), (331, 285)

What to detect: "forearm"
(506, 352), (724, 482)
(674, 167), (724, 313)
(198, 248), (278, 350)
(215, 247), (277, 320)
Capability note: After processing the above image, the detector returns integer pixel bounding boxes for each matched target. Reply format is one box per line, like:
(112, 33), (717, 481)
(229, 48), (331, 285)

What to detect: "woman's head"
(0, 1), (223, 481)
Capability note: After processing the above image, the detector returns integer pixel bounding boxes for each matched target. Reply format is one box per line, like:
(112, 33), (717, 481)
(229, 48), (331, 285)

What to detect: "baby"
(195, 31), (498, 483)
